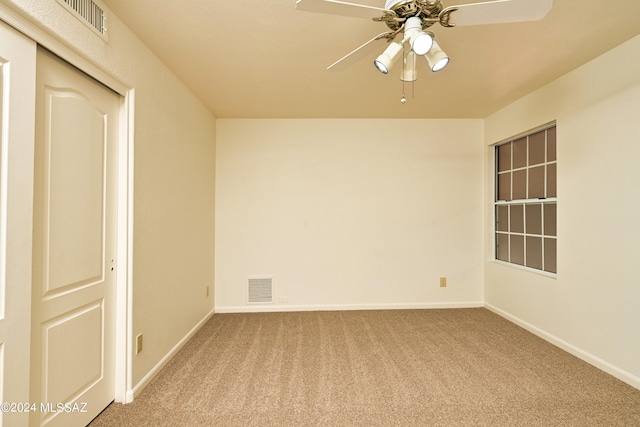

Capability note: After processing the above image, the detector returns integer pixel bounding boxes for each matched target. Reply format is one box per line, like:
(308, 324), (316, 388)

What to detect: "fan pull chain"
(401, 79), (415, 104)
(400, 44), (416, 104)
(401, 45), (407, 104)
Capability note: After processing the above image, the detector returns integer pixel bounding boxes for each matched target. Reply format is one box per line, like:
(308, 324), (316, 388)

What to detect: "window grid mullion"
(510, 141), (514, 201)
(544, 130), (548, 199)
(526, 134), (530, 200)
(523, 203), (527, 266)
(541, 199), (546, 270)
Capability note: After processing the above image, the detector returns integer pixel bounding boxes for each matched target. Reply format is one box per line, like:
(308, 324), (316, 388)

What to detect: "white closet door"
(30, 46), (119, 427)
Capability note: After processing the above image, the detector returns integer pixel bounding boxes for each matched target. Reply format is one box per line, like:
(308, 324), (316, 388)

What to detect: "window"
(495, 125), (556, 274)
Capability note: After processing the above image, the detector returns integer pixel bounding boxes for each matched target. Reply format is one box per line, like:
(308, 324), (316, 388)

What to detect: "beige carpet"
(90, 308), (640, 426)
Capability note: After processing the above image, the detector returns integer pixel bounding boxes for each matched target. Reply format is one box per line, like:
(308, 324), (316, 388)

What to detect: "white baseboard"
(127, 307), (216, 401)
(214, 301), (484, 314)
(485, 303), (640, 390)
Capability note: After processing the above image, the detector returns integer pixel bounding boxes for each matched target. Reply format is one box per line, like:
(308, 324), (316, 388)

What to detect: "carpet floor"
(89, 308), (640, 426)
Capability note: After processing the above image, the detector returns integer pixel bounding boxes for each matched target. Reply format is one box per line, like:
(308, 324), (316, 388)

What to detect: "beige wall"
(484, 35), (640, 387)
(2, 0), (216, 390)
(215, 119), (484, 311)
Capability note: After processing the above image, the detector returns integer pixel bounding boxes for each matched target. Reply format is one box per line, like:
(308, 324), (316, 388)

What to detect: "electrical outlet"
(278, 296), (289, 304)
(136, 333), (143, 355)
(440, 277), (447, 288)
(206, 286), (209, 297)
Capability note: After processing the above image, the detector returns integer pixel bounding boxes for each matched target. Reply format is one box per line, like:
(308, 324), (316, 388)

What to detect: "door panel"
(42, 90), (105, 295)
(44, 300), (104, 405)
(32, 47), (118, 427)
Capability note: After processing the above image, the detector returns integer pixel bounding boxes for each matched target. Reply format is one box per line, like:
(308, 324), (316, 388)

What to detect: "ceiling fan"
(296, 0), (553, 100)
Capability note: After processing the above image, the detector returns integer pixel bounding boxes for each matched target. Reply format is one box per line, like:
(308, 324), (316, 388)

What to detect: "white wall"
(1, 1), (216, 391)
(484, 35), (640, 387)
(216, 119), (484, 311)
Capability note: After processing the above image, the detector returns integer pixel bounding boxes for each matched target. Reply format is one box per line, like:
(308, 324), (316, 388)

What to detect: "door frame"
(0, 6), (135, 403)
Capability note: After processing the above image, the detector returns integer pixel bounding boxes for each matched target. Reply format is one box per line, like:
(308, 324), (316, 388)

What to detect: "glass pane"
(512, 170), (526, 200)
(513, 137), (527, 169)
(497, 172), (511, 201)
(496, 233), (509, 261)
(497, 143), (511, 172)
(510, 204), (524, 233)
(526, 236), (542, 270)
(544, 238), (557, 273)
(547, 163), (557, 198)
(547, 127), (556, 162)
(510, 235), (524, 266)
(526, 204), (542, 235)
(496, 205), (509, 232)
(529, 166), (545, 199)
(544, 203), (557, 236)
(529, 131), (545, 165)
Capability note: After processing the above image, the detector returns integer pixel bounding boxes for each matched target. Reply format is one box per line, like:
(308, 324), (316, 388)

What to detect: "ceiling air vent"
(56, 0), (108, 41)
(248, 277), (273, 304)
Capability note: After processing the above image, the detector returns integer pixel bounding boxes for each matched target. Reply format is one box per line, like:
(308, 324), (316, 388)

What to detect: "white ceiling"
(102, 0), (640, 118)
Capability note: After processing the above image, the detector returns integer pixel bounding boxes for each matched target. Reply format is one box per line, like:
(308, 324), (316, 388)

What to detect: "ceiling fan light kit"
(374, 41), (404, 74)
(296, 0), (553, 102)
(425, 39), (449, 72)
(405, 16), (434, 56)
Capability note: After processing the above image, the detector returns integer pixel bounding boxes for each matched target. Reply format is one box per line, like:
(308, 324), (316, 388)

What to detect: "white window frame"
(494, 123), (557, 275)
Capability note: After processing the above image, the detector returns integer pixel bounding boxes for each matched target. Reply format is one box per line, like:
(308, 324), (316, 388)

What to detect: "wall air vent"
(247, 277), (273, 304)
(56, 0), (108, 41)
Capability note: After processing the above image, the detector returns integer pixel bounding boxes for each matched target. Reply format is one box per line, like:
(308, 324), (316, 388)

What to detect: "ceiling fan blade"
(296, 0), (392, 20)
(441, 0), (553, 27)
(327, 32), (395, 71)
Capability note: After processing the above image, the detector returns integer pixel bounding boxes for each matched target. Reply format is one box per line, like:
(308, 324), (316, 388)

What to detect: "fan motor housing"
(382, 0), (443, 31)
